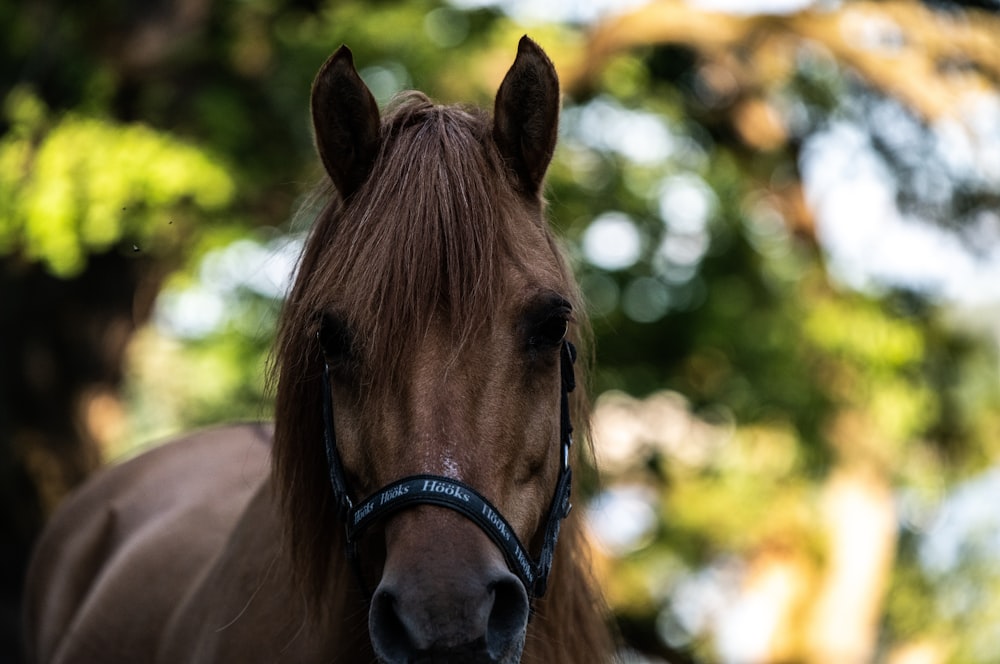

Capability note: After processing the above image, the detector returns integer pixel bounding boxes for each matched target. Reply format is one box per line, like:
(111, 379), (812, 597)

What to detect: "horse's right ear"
(311, 46), (381, 198)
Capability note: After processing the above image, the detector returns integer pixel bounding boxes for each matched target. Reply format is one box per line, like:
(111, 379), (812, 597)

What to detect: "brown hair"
(272, 92), (614, 660)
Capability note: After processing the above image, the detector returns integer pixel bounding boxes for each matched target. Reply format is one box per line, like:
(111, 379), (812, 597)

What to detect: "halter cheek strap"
(320, 341), (577, 600)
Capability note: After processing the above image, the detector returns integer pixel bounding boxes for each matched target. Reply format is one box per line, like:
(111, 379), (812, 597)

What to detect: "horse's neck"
(158, 480), (372, 663)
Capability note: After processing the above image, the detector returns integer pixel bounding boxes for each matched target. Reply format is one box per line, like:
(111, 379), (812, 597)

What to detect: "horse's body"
(25, 425), (371, 662)
(25, 38), (614, 663)
(27, 426), (304, 660)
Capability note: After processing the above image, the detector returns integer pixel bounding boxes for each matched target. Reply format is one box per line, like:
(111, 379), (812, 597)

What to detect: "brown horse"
(24, 37), (615, 663)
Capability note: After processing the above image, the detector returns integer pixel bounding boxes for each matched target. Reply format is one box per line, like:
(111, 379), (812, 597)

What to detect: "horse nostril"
(486, 575), (529, 659)
(370, 588), (413, 663)
(369, 572), (529, 663)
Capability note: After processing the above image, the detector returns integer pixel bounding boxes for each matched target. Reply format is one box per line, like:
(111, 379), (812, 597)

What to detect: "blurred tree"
(560, 1), (1000, 661)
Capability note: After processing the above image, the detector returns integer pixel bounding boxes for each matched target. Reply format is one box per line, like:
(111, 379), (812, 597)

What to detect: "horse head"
(274, 37), (578, 664)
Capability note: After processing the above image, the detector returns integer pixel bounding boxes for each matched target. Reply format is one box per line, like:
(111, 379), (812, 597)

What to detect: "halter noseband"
(320, 340), (577, 600)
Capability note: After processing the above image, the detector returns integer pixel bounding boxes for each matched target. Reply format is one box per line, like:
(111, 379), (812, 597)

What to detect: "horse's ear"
(493, 36), (560, 197)
(311, 45), (381, 198)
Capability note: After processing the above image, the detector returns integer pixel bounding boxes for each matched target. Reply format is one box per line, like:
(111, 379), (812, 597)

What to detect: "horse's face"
(307, 38), (568, 663)
(326, 285), (570, 662)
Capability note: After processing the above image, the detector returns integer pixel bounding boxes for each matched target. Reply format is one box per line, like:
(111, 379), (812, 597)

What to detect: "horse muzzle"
(368, 510), (530, 664)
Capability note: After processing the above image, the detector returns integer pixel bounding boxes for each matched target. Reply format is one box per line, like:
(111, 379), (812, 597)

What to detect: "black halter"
(320, 340), (577, 600)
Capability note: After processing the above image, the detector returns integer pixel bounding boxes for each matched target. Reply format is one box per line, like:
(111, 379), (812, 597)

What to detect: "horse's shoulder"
(24, 423), (275, 663)
(156, 461), (360, 663)
(35, 423), (270, 546)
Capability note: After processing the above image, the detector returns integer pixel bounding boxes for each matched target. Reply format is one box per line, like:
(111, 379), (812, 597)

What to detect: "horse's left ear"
(493, 36), (560, 197)
(311, 45), (381, 199)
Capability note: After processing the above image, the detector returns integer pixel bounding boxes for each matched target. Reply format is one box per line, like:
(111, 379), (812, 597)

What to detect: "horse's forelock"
(309, 94), (528, 390)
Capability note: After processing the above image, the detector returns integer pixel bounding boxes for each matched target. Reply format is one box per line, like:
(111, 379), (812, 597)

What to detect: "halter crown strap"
(320, 340), (576, 600)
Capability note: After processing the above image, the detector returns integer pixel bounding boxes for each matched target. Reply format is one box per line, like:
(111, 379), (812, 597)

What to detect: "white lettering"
(353, 501), (374, 525)
(379, 484), (409, 505)
(514, 547), (532, 578)
(481, 504), (510, 541)
(421, 479), (471, 502)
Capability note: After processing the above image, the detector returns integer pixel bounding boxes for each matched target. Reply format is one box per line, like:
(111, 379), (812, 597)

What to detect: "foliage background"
(3, 0), (1000, 662)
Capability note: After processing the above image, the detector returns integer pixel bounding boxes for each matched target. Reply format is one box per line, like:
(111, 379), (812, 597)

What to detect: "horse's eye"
(318, 312), (354, 364)
(524, 293), (572, 352)
(531, 314), (568, 348)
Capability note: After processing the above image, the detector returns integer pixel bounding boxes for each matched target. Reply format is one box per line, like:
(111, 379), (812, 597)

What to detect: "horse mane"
(287, 92), (525, 388)
(271, 91), (613, 659)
